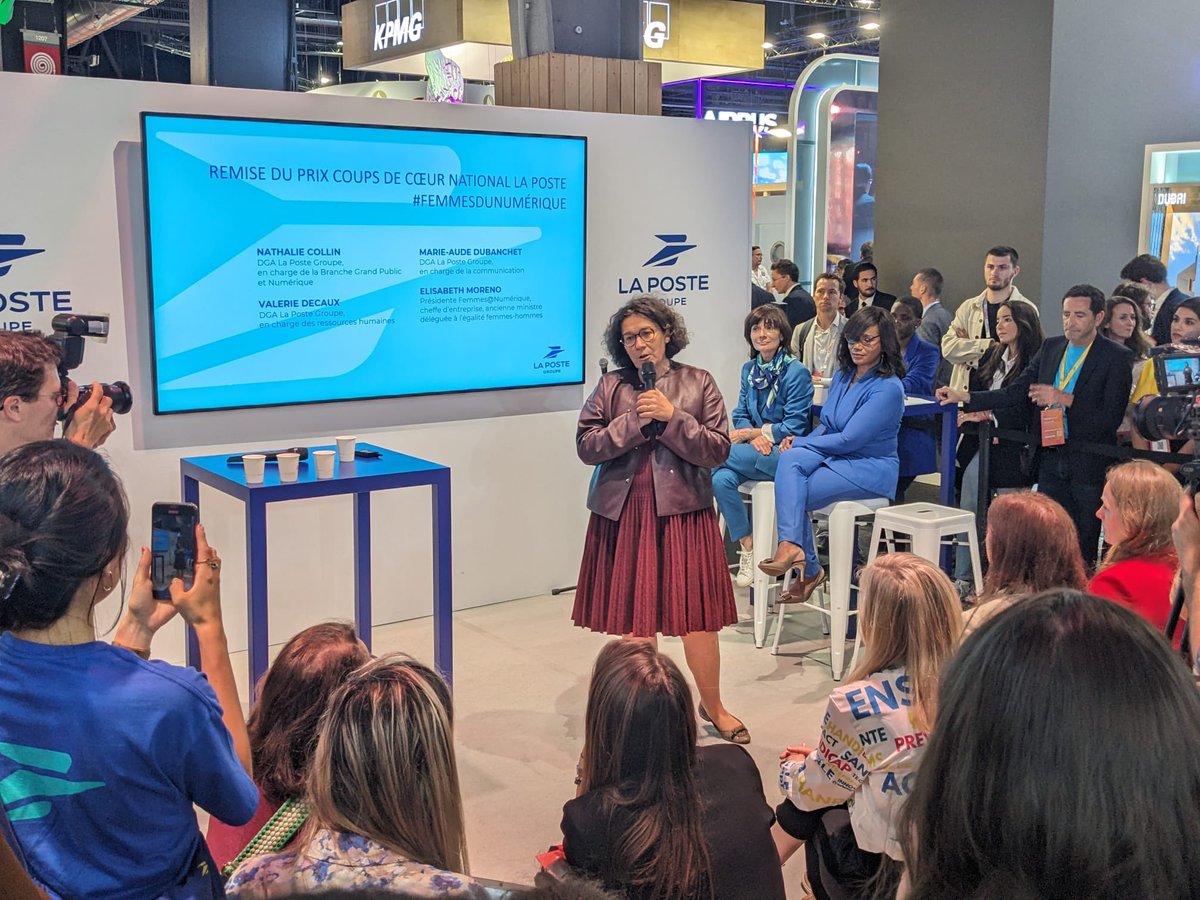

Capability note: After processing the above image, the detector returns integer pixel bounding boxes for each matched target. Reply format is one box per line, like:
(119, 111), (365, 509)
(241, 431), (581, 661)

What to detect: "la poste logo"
(616, 234), (711, 306)
(0, 234), (76, 330)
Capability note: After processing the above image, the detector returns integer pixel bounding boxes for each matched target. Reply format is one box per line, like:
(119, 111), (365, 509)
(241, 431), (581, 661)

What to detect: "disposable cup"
(277, 452), (300, 483)
(243, 454), (266, 484)
(335, 435), (357, 463)
(314, 449), (336, 479)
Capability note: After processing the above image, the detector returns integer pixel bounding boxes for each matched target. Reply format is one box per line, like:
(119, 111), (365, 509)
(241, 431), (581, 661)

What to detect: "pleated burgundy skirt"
(572, 445), (738, 637)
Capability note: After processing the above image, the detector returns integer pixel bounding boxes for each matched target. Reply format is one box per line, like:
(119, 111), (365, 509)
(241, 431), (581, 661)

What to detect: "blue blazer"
(784, 367), (905, 497)
(729, 357), (813, 479)
(899, 336), (939, 476)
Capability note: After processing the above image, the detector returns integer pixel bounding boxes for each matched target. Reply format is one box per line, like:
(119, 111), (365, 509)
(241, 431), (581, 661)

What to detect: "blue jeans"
(954, 452), (981, 581)
(712, 443), (776, 543)
(775, 458), (879, 580)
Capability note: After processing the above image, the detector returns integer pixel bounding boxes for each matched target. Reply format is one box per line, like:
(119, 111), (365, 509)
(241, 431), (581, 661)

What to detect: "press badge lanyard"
(978, 289), (1015, 340)
(1041, 342), (1090, 447)
(1055, 342), (1091, 394)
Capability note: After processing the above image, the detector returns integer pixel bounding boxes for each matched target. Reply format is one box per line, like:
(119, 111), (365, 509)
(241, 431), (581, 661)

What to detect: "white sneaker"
(735, 549), (754, 588)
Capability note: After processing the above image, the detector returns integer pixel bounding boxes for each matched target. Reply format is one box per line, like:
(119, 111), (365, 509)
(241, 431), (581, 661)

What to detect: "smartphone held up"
(150, 502), (198, 600)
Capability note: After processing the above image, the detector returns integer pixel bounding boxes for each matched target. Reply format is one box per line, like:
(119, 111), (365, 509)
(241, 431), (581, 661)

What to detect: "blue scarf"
(747, 351), (795, 420)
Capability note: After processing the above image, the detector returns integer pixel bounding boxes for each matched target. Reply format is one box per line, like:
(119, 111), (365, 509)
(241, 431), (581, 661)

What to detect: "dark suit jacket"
(1151, 287), (1191, 346)
(966, 334), (1133, 485)
(750, 283), (774, 309)
(780, 285), (816, 329)
(854, 290), (896, 313)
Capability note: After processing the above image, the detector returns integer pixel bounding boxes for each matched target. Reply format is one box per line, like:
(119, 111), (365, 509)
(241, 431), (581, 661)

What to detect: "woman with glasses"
(573, 296), (747, 744)
(760, 307), (906, 601)
(713, 305), (813, 588)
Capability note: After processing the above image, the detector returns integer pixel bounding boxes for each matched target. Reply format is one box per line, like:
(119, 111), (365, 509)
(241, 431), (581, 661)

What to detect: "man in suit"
(911, 267), (952, 348)
(769, 258), (816, 329)
(1121, 253), (1190, 346)
(938, 285), (1132, 568)
(848, 261), (896, 313)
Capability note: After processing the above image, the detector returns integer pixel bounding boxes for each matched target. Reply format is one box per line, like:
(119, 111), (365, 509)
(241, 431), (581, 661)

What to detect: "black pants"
(776, 800), (882, 900)
(1036, 449), (1103, 569)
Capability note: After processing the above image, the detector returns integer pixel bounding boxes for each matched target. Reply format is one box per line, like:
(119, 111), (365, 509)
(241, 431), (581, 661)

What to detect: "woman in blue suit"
(713, 305), (813, 587)
(760, 307), (906, 600)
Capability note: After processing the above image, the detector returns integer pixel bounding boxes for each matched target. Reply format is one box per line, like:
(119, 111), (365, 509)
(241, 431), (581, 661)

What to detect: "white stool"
(736, 481), (780, 648)
(770, 496), (889, 679)
(866, 502), (983, 595)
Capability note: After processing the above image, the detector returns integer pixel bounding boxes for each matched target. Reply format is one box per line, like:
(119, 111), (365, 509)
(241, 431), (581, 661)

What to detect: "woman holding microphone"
(573, 296), (747, 744)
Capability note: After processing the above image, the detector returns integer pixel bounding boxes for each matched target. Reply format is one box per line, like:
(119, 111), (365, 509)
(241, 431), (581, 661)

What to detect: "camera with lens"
(1133, 350), (1200, 487)
(49, 313), (133, 423)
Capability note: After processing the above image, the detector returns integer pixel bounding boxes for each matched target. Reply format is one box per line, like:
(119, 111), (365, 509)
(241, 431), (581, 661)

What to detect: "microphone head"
(599, 357), (609, 374)
(639, 361), (656, 390)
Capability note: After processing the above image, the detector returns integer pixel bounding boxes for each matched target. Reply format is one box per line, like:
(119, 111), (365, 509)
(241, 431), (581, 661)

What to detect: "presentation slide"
(142, 113), (587, 414)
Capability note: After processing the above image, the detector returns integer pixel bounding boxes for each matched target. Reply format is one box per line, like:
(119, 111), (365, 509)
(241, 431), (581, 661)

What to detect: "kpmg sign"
(373, 0), (425, 51)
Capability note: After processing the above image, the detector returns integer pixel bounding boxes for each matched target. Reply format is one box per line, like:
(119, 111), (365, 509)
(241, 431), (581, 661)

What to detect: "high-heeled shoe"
(779, 567), (826, 604)
(758, 543), (806, 578)
(698, 704), (751, 745)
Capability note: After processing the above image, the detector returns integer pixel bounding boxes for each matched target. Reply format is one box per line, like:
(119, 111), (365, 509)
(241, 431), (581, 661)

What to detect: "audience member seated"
(952, 301), (1043, 588)
(0, 440), (257, 899)
(1090, 461), (1182, 646)
(891, 295), (939, 501)
(713, 305), (812, 587)
(963, 491), (1087, 631)
(561, 641), (786, 900)
(897, 590), (1200, 899)
(1112, 281), (1155, 335)
(207, 622), (372, 872)
(227, 654), (499, 897)
(1102, 293), (1154, 441)
(759, 307), (906, 601)
(773, 554), (961, 898)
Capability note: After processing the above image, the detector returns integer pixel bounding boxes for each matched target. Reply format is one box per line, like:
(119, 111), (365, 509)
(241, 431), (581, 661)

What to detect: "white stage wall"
(0, 72), (751, 666)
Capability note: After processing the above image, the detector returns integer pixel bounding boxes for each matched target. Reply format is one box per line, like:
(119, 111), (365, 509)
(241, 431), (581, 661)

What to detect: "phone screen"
(151, 502), (198, 600)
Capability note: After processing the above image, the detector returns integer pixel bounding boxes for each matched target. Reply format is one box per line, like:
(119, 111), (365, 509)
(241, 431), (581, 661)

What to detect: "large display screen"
(142, 113), (587, 414)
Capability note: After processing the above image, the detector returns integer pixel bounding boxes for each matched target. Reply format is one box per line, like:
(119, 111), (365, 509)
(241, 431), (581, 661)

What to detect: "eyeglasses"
(38, 390), (67, 408)
(844, 333), (881, 348)
(621, 327), (659, 347)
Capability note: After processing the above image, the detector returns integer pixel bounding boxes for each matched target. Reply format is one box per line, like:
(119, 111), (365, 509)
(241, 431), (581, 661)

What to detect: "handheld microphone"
(599, 358), (609, 375)
(640, 361), (656, 392)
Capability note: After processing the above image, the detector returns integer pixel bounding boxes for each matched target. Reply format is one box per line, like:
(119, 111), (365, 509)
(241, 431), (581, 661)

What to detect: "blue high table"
(180, 444), (453, 688)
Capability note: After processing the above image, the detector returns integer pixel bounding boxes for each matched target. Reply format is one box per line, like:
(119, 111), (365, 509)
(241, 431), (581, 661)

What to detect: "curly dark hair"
(742, 305), (792, 359)
(603, 296), (690, 370)
(835, 306), (906, 379)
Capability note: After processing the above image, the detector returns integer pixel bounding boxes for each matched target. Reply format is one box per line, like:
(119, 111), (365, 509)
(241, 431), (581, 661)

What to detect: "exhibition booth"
(1, 70), (750, 668)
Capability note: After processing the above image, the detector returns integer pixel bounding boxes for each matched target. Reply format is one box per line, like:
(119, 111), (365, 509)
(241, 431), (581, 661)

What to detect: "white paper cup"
(277, 452), (300, 483)
(243, 454), (266, 484)
(314, 449), (336, 479)
(335, 435), (357, 463)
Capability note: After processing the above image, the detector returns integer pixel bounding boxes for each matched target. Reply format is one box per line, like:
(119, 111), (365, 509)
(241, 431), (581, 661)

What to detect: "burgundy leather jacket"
(577, 362), (731, 521)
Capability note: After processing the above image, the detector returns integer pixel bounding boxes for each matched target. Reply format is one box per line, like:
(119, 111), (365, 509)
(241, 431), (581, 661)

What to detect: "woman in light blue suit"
(713, 305), (813, 587)
(760, 307), (906, 600)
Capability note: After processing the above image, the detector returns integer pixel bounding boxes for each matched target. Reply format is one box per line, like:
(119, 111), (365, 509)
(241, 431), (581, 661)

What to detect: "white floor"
(224, 585), (845, 898)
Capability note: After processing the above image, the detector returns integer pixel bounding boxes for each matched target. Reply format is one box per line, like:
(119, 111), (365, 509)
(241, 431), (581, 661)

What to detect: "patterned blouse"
(225, 828), (508, 897)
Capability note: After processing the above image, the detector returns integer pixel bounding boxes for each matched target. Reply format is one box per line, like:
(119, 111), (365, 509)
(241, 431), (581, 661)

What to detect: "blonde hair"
(1098, 461), (1182, 571)
(847, 553), (963, 730)
(306, 654), (469, 874)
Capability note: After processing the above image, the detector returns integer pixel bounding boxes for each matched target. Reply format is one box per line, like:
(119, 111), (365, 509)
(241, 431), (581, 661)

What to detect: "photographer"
(0, 331), (115, 456)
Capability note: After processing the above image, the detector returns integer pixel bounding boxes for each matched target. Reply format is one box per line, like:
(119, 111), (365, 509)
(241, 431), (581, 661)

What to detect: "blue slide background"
(142, 114), (586, 413)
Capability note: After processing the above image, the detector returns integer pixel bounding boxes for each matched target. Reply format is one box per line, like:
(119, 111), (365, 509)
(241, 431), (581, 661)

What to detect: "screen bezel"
(140, 111), (588, 416)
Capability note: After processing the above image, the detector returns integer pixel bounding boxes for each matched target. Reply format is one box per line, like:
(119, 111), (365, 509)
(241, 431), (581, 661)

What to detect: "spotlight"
(319, 75), (332, 85)
(861, 21), (880, 31)
(762, 41), (774, 50)
(809, 31), (827, 41)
